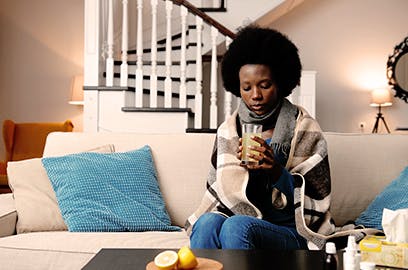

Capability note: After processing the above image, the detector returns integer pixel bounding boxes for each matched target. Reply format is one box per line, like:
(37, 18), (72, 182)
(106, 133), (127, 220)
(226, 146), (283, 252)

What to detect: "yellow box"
(359, 235), (408, 269)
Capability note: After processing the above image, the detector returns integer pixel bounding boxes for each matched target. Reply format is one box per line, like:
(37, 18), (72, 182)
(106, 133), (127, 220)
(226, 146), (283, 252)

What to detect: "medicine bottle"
(324, 242), (338, 270)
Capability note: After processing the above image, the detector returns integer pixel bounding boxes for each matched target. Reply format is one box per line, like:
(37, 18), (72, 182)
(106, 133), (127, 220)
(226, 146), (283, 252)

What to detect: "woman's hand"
(237, 136), (277, 170)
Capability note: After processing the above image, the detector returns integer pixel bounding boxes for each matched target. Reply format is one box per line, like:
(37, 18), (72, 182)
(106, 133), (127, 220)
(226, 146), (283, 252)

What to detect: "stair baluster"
(150, 0), (158, 108)
(164, 0), (173, 108)
(194, 16), (203, 129)
(224, 36), (233, 119)
(209, 26), (219, 129)
(179, 6), (188, 108)
(120, 0), (129, 87)
(106, 0), (114, 87)
(135, 0), (144, 107)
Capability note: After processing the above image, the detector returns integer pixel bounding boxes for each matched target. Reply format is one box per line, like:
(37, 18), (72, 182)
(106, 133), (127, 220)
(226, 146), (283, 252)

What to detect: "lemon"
(177, 246), (198, 269)
(154, 250), (178, 270)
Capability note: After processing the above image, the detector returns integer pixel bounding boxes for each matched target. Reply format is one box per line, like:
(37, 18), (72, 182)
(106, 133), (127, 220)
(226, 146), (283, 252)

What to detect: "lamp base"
(372, 112), (390, 133)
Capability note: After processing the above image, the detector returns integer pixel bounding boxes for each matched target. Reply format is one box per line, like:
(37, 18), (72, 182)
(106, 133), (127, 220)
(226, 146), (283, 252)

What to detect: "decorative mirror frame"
(386, 36), (408, 103)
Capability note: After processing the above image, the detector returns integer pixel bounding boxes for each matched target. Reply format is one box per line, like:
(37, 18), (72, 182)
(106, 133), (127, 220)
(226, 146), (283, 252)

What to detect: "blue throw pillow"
(355, 166), (408, 230)
(41, 146), (180, 232)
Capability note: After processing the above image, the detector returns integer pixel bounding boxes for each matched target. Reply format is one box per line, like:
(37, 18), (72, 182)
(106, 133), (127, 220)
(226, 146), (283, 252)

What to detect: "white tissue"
(382, 208), (408, 243)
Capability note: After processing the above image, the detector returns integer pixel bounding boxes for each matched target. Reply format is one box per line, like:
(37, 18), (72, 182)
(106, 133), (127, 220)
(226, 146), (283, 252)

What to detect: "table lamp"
(370, 88), (392, 133)
(68, 75), (84, 105)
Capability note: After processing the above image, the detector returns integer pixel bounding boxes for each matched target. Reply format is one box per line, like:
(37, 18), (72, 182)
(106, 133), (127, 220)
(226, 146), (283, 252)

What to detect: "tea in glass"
(241, 123), (262, 165)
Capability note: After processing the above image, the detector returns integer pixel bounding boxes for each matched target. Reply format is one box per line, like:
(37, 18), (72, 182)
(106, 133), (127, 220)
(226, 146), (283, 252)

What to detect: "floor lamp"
(370, 88), (392, 133)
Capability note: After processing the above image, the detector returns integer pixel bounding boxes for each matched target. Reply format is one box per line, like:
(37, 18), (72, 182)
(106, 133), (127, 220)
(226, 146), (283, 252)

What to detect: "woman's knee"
(192, 213), (225, 231)
(191, 213), (227, 238)
(219, 215), (255, 235)
(218, 215), (257, 249)
(190, 213), (227, 249)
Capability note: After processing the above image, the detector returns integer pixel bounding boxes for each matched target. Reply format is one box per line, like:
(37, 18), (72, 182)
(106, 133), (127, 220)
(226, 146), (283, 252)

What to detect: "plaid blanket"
(186, 101), (379, 249)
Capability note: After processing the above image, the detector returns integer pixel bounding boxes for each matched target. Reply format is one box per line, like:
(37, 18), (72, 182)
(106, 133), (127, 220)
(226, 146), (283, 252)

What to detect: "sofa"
(0, 132), (407, 270)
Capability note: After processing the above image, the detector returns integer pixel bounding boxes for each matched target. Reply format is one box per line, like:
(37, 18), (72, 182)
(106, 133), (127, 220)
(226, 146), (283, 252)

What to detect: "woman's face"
(239, 64), (279, 116)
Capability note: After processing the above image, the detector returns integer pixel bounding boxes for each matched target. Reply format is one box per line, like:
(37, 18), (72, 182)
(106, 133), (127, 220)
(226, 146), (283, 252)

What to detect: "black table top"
(82, 248), (328, 270)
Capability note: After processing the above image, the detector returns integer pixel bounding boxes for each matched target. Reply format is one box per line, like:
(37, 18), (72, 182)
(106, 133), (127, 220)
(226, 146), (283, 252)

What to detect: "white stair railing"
(84, 0), (316, 133)
(100, 0), (237, 129)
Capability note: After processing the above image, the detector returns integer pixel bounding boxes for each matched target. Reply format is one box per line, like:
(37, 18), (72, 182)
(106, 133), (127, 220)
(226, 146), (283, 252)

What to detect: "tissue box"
(359, 235), (408, 269)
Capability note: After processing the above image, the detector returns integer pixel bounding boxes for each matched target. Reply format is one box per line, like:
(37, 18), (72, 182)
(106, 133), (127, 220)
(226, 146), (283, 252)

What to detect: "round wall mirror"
(387, 36), (408, 103)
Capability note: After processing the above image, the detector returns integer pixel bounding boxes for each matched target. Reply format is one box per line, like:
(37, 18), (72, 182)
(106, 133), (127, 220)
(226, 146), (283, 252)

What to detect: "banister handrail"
(169, 0), (236, 39)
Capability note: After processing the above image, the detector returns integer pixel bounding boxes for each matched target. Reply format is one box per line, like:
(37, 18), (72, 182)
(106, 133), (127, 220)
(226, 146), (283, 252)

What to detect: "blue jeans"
(190, 213), (307, 250)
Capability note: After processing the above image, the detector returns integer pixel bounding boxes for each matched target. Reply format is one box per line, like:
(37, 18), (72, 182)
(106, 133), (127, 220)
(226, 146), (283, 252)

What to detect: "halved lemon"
(154, 250), (178, 270)
(177, 246), (198, 269)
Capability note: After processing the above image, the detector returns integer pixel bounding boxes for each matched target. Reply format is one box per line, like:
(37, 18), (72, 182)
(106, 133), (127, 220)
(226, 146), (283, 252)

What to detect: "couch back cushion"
(44, 132), (408, 228)
(325, 133), (408, 226)
(7, 158), (68, 233)
(44, 132), (216, 228)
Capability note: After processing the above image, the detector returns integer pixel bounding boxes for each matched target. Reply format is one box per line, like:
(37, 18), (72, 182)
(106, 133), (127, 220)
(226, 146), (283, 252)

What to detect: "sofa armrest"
(0, 193), (17, 237)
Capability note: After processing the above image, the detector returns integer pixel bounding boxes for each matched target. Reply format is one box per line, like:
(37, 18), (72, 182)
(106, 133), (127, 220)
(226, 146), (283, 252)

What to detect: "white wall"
(0, 0), (84, 160)
(268, 0), (408, 132)
(205, 0), (284, 31)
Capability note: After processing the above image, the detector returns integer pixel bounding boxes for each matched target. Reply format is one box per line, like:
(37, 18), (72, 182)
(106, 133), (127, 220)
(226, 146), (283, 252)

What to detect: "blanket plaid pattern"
(185, 104), (379, 249)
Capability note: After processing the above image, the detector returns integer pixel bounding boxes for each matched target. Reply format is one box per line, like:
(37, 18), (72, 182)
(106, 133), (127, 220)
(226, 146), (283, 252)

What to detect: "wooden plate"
(146, 257), (223, 270)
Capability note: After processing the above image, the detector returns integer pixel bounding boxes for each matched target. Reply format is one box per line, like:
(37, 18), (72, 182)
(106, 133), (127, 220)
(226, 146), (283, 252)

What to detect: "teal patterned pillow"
(355, 166), (408, 230)
(41, 146), (180, 232)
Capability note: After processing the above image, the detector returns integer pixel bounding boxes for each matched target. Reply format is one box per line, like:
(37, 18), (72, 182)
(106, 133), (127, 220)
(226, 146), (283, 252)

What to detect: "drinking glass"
(241, 123), (262, 165)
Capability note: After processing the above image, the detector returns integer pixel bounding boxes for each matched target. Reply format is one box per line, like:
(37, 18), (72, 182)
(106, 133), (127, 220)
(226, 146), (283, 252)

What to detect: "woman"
(185, 25), (334, 250)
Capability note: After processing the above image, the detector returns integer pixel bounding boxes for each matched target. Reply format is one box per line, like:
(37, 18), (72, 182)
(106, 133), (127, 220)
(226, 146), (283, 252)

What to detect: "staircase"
(82, 0), (316, 133)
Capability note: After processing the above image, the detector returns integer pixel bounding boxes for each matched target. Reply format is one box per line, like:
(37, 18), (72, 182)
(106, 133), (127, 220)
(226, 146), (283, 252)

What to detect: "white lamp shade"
(370, 88), (392, 107)
(69, 75), (84, 105)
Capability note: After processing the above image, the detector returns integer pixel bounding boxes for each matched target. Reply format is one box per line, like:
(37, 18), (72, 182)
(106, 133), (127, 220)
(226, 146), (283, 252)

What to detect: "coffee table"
(82, 248), (328, 270)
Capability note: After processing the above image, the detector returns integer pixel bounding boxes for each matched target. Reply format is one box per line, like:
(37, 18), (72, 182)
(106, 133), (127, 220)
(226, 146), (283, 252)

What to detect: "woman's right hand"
(237, 136), (278, 172)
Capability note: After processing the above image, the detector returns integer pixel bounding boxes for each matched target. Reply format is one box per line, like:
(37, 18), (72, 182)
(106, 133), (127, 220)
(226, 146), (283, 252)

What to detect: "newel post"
(83, 0), (103, 132)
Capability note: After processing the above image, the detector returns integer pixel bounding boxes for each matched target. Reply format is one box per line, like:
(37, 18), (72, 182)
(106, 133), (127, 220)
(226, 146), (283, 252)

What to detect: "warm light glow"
(69, 75), (84, 105)
(370, 88), (392, 107)
(347, 58), (388, 91)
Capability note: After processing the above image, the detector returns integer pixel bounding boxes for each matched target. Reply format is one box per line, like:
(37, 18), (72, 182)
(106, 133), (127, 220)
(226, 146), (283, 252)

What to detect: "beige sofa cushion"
(7, 145), (115, 234)
(325, 133), (408, 226)
(7, 158), (67, 233)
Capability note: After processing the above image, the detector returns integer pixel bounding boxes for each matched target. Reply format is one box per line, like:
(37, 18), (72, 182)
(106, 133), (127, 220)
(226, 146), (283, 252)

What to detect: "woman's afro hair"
(221, 25), (302, 97)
